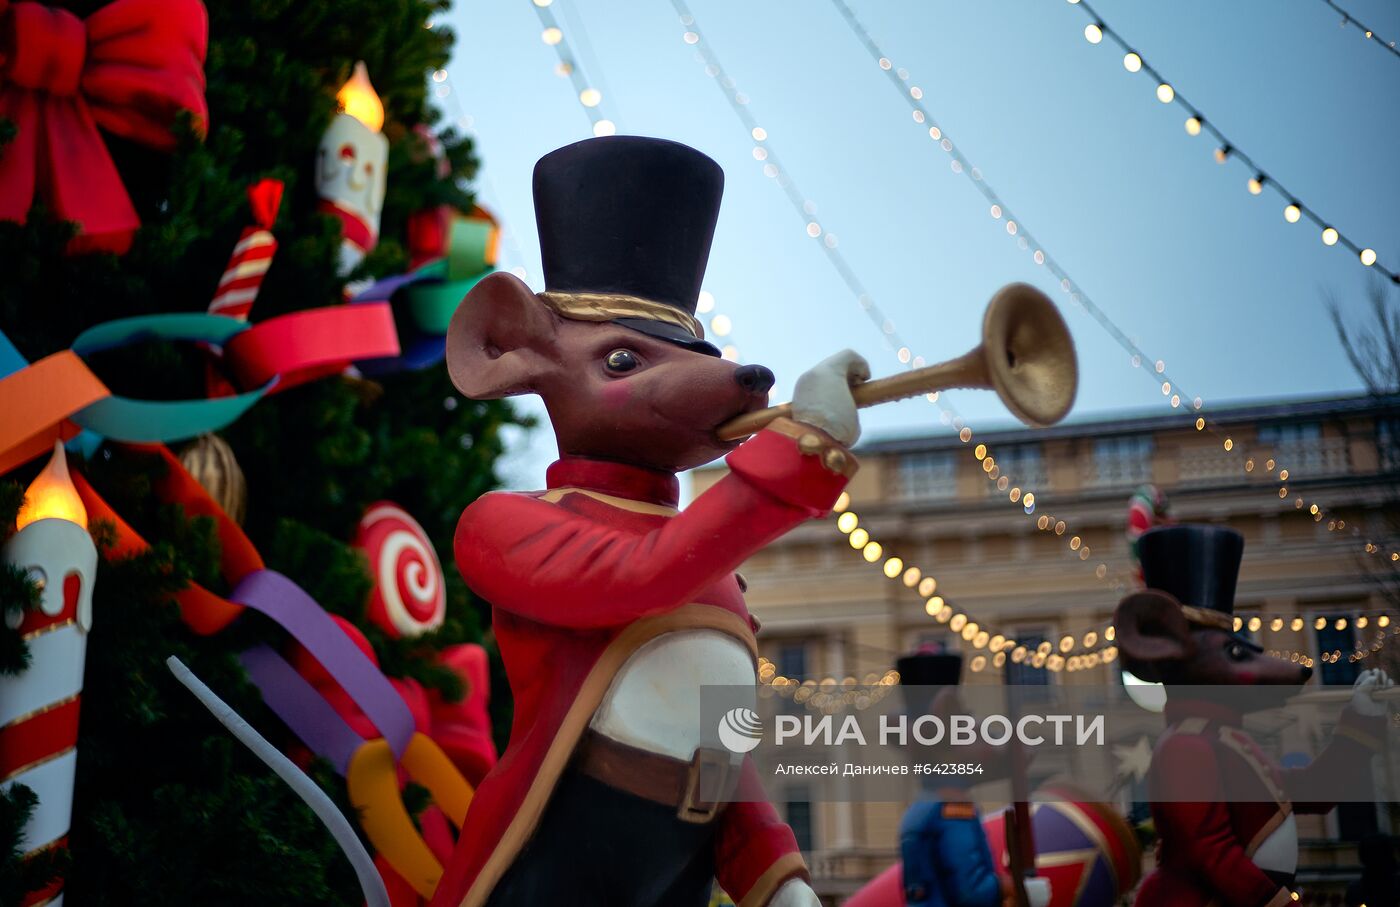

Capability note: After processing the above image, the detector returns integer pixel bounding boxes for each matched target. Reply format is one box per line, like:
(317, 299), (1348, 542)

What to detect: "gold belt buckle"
(678, 747), (730, 824)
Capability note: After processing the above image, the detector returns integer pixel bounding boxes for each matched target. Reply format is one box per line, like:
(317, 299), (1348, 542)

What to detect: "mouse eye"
(604, 349), (640, 374)
(1227, 641), (1249, 661)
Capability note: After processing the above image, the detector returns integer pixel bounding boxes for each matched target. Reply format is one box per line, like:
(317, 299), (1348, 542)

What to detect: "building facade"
(693, 392), (1400, 904)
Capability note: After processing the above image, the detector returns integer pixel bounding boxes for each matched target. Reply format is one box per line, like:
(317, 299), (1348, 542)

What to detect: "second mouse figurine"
(431, 136), (868, 907)
(1116, 524), (1393, 907)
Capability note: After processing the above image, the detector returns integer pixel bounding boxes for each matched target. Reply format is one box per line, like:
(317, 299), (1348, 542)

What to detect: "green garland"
(0, 0), (523, 901)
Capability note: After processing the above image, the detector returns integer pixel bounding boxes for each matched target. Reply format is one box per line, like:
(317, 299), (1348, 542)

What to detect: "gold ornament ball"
(179, 433), (248, 524)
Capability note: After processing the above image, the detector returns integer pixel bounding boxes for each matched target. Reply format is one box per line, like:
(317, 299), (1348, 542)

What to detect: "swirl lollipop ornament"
(353, 502), (446, 638)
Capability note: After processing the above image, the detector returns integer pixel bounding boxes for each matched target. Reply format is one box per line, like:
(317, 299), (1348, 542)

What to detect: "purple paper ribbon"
(230, 569), (414, 758)
(239, 644), (365, 775)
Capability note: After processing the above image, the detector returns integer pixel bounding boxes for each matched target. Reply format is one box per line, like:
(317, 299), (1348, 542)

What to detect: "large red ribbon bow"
(0, 0), (209, 254)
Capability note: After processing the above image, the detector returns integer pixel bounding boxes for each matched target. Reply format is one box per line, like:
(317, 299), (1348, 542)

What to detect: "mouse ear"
(446, 271), (559, 400)
(1114, 590), (1195, 682)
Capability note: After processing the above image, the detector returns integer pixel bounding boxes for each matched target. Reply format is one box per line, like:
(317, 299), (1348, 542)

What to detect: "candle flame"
(337, 61), (385, 134)
(17, 441), (87, 531)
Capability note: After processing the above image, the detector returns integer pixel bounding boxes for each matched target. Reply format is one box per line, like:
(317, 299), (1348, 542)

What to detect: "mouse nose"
(734, 364), (775, 395)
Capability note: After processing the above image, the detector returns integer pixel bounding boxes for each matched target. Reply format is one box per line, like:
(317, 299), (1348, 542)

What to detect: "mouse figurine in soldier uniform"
(1115, 524), (1393, 907)
(429, 136), (869, 907)
(896, 649), (1051, 907)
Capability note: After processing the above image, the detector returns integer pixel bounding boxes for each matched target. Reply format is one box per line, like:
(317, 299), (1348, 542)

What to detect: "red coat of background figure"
(1115, 524), (1391, 907)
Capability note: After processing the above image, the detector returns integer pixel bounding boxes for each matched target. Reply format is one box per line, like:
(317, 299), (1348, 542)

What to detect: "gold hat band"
(1179, 604), (1235, 632)
(537, 291), (705, 340)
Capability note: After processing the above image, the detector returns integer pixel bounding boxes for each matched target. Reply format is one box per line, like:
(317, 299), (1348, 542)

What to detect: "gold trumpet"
(716, 283), (1078, 442)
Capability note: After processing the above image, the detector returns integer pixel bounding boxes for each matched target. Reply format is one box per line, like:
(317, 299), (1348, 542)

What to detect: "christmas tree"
(0, 0), (520, 902)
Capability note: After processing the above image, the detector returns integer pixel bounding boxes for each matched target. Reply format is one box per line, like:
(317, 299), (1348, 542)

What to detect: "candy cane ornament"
(208, 179), (284, 321)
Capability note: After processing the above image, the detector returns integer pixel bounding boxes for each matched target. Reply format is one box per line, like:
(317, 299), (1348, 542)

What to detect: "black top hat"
(896, 652), (964, 688)
(896, 651), (963, 725)
(533, 136), (722, 356)
(1138, 524), (1250, 637)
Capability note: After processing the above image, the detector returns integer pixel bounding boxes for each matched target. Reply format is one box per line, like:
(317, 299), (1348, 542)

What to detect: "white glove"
(1350, 667), (1394, 717)
(1025, 877), (1052, 907)
(791, 349), (870, 447)
(769, 878), (821, 907)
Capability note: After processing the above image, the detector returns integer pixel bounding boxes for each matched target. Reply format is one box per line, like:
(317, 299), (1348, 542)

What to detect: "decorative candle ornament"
(0, 441), (98, 906)
(317, 62), (389, 279)
(353, 502), (445, 638)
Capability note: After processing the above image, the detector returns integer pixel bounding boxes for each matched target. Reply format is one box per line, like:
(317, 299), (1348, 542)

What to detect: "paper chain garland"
(0, 200), (498, 474)
(69, 435), (471, 891)
(0, 205), (498, 892)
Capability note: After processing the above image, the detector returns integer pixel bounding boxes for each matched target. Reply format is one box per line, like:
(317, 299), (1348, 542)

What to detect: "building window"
(1257, 422), (1345, 477)
(786, 785), (814, 852)
(1378, 418), (1400, 471)
(1090, 436), (1154, 488)
(985, 444), (1048, 496)
(898, 451), (959, 501)
(778, 642), (808, 680)
(1007, 631), (1051, 698)
(1315, 616), (1359, 686)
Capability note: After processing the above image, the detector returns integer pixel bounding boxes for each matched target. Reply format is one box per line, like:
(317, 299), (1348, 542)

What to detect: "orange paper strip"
(0, 352), (110, 477)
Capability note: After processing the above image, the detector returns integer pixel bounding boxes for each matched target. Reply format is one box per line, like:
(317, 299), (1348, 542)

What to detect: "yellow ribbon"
(346, 733), (475, 898)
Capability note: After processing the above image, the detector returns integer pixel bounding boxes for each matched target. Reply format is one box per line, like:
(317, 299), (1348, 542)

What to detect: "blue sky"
(440, 0), (1400, 489)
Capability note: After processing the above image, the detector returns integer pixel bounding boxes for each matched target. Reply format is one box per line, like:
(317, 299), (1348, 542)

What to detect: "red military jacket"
(1138, 698), (1383, 907)
(430, 419), (855, 907)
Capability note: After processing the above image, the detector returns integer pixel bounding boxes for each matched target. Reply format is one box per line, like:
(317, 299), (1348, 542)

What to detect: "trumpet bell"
(982, 283), (1078, 428)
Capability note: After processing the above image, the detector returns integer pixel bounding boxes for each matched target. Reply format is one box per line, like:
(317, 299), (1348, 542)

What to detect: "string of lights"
(487, 3), (1397, 680)
(664, 0), (1381, 669)
(551, 0), (624, 130)
(831, 490), (1128, 669)
(675, 0), (1390, 606)
(528, 0), (616, 136)
(827, 0), (1400, 566)
(432, 9), (749, 360)
(1064, 0), (1396, 283)
(666, 0), (1118, 615)
(837, 469), (1396, 668)
(1321, 0), (1400, 61)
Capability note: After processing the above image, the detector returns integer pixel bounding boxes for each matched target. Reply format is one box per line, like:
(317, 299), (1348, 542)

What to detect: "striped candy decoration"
(1, 443), (98, 907)
(353, 502), (446, 639)
(1127, 484), (1170, 570)
(208, 179), (284, 321)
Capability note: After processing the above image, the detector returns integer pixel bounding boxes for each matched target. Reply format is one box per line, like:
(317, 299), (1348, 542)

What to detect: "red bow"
(0, 0), (209, 254)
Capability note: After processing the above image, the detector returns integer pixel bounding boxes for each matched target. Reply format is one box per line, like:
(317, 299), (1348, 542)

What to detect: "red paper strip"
(73, 444), (261, 635)
(224, 302), (400, 393)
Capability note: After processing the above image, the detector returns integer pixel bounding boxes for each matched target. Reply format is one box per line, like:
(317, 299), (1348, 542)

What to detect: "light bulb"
(1084, 23), (1104, 44)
